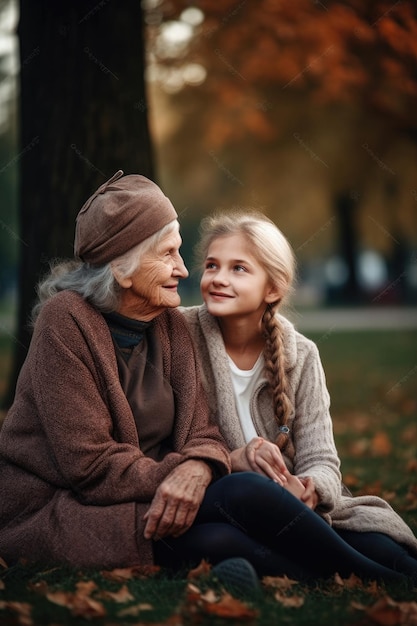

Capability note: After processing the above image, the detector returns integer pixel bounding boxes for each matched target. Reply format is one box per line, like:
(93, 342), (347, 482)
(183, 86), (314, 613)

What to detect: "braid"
(262, 303), (293, 453)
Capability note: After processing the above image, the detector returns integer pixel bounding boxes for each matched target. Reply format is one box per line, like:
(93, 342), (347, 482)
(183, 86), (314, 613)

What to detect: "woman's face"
(200, 233), (280, 321)
(117, 226), (188, 320)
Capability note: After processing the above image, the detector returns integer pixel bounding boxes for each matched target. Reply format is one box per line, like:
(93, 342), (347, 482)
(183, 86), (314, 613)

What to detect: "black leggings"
(154, 473), (416, 585)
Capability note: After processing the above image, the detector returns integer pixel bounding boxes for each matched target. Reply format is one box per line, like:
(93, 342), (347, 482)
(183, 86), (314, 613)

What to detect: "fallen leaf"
(333, 572), (378, 591)
(371, 432), (392, 456)
(0, 557), (8, 569)
(46, 580), (106, 619)
(97, 584), (134, 603)
(0, 601), (33, 626)
(186, 582), (202, 600)
(343, 474), (359, 488)
(274, 590), (304, 607)
(118, 602), (153, 617)
(187, 559), (212, 579)
(365, 596), (417, 625)
(262, 575), (299, 591)
(203, 591), (258, 619)
(199, 589), (218, 604)
(101, 565), (160, 581)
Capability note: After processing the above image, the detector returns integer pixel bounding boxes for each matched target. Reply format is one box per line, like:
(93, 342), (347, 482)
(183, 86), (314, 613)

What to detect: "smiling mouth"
(210, 291), (233, 298)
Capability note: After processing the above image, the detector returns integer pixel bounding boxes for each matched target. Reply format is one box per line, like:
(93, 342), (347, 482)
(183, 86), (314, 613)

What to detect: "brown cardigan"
(0, 291), (230, 568)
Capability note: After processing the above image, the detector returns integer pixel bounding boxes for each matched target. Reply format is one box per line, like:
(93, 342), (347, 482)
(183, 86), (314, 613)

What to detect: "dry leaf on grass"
(46, 580), (106, 618)
(273, 590), (304, 607)
(184, 582), (258, 621)
(187, 559), (212, 579)
(118, 602), (153, 617)
(101, 565), (160, 581)
(332, 572), (381, 595)
(97, 584), (134, 603)
(262, 575), (304, 608)
(371, 432), (392, 456)
(356, 596), (417, 625)
(203, 591), (258, 620)
(0, 601), (33, 626)
(262, 575), (299, 591)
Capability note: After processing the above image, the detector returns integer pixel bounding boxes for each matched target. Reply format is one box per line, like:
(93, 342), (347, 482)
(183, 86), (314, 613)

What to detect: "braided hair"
(195, 210), (296, 451)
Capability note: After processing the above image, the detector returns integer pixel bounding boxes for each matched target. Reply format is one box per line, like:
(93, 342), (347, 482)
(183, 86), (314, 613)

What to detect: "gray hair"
(31, 220), (179, 324)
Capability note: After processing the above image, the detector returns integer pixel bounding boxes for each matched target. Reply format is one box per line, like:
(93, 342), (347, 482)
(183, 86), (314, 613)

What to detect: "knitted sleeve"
(291, 341), (342, 513)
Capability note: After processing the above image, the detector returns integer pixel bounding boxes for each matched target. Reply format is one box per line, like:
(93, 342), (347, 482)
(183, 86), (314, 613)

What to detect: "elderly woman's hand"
(143, 460), (212, 540)
(230, 437), (288, 485)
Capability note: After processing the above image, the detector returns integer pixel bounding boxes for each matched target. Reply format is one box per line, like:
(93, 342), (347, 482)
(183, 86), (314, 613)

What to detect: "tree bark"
(4, 0), (153, 407)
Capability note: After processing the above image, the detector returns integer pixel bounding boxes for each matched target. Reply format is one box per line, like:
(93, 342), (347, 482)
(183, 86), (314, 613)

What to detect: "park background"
(0, 2), (417, 623)
(0, 0), (416, 474)
(0, 0), (416, 500)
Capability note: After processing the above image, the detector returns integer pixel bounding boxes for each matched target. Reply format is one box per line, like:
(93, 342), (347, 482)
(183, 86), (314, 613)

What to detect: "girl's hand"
(231, 437), (288, 485)
(283, 473), (306, 499)
(298, 476), (320, 510)
(143, 460), (212, 540)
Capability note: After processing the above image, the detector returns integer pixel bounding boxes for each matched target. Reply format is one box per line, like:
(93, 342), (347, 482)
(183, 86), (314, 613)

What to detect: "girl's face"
(117, 226), (188, 321)
(200, 233), (280, 320)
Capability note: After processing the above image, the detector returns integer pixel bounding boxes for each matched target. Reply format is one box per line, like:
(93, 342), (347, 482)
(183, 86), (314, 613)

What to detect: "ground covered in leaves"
(1, 557), (417, 626)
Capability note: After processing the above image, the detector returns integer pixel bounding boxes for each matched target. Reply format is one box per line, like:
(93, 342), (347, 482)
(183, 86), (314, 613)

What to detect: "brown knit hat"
(74, 170), (178, 265)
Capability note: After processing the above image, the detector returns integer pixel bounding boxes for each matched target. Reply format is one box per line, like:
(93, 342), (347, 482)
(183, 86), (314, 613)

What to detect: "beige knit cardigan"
(180, 305), (417, 554)
(0, 292), (230, 568)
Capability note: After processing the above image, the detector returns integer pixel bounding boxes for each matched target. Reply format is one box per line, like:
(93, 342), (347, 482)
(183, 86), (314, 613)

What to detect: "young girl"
(181, 209), (417, 583)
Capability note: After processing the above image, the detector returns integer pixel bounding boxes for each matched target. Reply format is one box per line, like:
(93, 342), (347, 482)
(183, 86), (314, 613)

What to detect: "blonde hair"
(195, 210), (296, 451)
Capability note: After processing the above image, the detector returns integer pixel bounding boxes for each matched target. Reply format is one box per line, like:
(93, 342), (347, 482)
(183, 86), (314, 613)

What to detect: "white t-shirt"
(227, 353), (265, 443)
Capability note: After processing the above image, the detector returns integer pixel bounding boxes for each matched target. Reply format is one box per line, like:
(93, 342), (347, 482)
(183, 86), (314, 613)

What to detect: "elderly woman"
(0, 170), (231, 568)
(0, 172), (411, 586)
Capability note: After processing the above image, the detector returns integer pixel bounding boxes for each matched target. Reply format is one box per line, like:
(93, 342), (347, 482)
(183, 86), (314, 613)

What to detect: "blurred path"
(288, 307), (417, 332)
(1, 306), (416, 335)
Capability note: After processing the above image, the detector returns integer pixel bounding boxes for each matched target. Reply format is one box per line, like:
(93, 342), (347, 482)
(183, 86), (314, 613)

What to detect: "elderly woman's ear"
(111, 265), (133, 289)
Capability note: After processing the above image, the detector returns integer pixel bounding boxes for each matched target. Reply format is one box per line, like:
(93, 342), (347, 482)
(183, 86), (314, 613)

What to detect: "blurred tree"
(147, 0), (417, 304)
(4, 0), (153, 407)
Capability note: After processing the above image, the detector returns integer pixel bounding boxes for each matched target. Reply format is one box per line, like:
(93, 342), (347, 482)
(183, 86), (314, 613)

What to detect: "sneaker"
(212, 557), (261, 599)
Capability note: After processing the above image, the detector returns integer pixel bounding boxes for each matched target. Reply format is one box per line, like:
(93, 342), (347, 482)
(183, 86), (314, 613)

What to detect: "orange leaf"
(366, 596), (417, 625)
(372, 432), (392, 456)
(274, 590), (304, 607)
(187, 559), (212, 579)
(97, 584), (134, 603)
(46, 580), (106, 619)
(1, 601), (33, 626)
(101, 565), (160, 581)
(185, 582), (203, 602)
(262, 575), (299, 591)
(118, 602), (153, 617)
(203, 591), (258, 620)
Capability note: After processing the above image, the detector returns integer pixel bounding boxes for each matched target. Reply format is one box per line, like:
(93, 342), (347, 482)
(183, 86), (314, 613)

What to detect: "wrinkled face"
(117, 226), (188, 321)
(200, 233), (279, 321)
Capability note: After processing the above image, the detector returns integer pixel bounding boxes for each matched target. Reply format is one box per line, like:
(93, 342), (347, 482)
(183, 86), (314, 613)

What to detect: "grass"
(1, 325), (417, 625)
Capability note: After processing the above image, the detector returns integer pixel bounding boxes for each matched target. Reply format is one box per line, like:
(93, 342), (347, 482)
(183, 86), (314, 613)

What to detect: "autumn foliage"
(153, 0), (417, 146)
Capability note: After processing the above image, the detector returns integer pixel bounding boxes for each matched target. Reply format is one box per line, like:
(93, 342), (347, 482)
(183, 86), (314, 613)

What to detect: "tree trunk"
(4, 0), (153, 408)
(333, 192), (362, 305)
